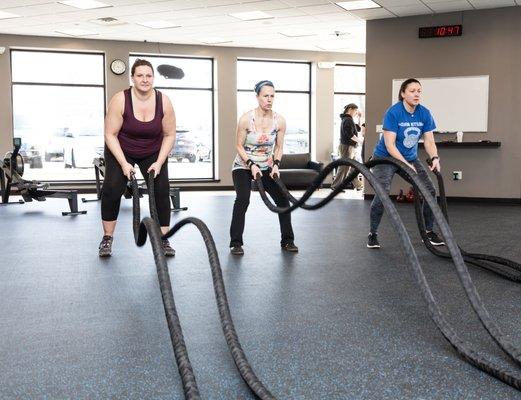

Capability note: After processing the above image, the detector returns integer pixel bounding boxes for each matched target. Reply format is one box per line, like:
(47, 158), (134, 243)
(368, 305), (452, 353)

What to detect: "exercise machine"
(0, 137), (86, 216)
(81, 156), (187, 212)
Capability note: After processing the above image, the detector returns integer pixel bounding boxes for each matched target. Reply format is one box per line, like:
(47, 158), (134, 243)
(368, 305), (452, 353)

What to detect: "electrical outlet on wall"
(453, 171), (462, 180)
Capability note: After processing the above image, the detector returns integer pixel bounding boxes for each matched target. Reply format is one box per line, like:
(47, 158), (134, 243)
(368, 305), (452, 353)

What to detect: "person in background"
(331, 103), (364, 191)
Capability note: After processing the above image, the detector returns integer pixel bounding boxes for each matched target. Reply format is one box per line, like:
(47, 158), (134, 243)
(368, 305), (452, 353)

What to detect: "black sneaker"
(281, 243), (299, 253)
(230, 245), (244, 255)
(162, 239), (176, 257)
(426, 231), (445, 246)
(98, 235), (113, 257)
(367, 233), (380, 249)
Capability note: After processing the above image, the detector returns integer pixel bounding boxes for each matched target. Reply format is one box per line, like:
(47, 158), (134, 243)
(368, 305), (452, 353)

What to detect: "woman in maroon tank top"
(99, 59), (177, 257)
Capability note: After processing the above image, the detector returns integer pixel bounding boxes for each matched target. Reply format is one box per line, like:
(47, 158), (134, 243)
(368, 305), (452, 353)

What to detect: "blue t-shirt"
(374, 102), (436, 161)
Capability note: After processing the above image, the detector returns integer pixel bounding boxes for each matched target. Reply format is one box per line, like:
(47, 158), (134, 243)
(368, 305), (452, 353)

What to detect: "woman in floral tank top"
(229, 80), (298, 255)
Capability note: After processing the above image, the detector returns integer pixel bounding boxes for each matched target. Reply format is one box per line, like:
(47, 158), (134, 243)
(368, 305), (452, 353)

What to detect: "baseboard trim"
(363, 193), (521, 205)
(75, 185), (235, 194)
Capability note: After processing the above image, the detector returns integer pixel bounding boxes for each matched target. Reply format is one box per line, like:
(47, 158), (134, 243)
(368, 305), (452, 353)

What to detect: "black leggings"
(101, 147), (171, 226)
(229, 168), (294, 247)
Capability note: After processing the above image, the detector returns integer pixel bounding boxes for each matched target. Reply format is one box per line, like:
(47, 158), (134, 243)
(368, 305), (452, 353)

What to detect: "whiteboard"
(391, 76), (489, 132)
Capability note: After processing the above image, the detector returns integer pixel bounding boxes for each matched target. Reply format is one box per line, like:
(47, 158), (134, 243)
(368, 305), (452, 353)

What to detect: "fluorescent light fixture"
(278, 29), (316, 38)
(230, 11), (273, 21)
(136, 20), (181, 29)
(198, 37), (233, 44)
(55, 28), (98, 36)
(59, 0), (112, 10)
(336, 0), (381, 11)
(0, 11), (21, 19)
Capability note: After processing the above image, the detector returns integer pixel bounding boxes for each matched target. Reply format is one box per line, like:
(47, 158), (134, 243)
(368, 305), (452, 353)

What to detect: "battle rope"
(254, 159), (521, 390)
(129, 172), (275, 399)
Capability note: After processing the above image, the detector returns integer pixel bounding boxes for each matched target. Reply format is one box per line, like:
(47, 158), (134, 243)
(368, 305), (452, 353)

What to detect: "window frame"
(334, 63), (366, 159)
(130, 54), (216, 182)
(237, 58), (312, 154)
(10, 48), (106, 184)
(334, 63), (366, 97)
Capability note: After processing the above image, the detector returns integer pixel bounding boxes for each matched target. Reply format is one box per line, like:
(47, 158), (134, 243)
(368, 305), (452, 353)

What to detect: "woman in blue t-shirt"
(367, 78), (444, 249)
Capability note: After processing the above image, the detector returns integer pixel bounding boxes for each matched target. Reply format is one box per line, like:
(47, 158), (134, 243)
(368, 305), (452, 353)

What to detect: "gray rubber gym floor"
(1, 191), (520, 399)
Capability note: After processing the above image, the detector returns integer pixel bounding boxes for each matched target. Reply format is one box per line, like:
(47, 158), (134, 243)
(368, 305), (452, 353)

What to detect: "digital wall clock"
(419, 25), (462, 38)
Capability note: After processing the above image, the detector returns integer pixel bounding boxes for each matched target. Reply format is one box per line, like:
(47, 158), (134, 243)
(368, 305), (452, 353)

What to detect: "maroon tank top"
(118, 88), (164, 158)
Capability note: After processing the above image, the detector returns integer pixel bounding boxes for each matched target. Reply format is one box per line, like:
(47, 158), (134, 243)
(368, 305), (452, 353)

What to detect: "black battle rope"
(409, 163), (521, 281)
(254, 159), (521, 390)
(412, 184), (521, 282)
(356, 157), (521, 365)
(367, 158), (521, 368)
(129, 172), (275, 400)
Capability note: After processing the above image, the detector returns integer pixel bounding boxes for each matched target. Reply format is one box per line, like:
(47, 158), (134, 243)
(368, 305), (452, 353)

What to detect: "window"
(129, 55), (214, 180)
(334, 64), (366, 153)
(237, 59), (311, 154)
(11, 50), (105, 181)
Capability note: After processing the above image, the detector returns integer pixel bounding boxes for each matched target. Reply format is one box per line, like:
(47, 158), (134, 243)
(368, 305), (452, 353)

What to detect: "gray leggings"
(369, 158), (436, 233)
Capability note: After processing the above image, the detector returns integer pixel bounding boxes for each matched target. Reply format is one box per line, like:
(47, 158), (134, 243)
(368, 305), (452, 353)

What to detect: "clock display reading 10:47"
(419, 25), (462, 38)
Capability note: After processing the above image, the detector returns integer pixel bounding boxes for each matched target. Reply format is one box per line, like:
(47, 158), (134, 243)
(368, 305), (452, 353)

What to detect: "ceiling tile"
(425, 1), (474, 13)
(348, 7), (396, 19)
(389, 3), (432, 16)
(299, 3), (345, 14)
(280, 0), (330, 7)
(2, 3), (73, 17)
(375, 0), (420, 5)
(468, 0), (516, 9)
(267, 7), (308, 17)
(313, 11), (362, 22)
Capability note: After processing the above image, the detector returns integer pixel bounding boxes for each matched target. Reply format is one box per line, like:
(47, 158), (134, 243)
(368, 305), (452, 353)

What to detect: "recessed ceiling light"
(229, 11), (273, 21)
(55, 28), (98, 36)
(336, 0), (381, 11)
(198, 37), (233, 44)
(59, 0), (112, 10)
(136, 20), (181, 29)
(278, 30), (316, 38)
(0, 11), (21, 19)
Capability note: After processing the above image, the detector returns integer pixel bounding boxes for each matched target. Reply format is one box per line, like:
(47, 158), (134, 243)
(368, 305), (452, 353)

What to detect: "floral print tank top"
(232, 110), (278, 171)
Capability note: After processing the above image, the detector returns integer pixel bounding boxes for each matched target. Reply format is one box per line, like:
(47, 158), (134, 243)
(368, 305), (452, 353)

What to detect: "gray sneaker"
(162, 239), (176, 257)
(230, 245), (244, 255)
(99, 235), (113, 257)
(281, 243), (299, 253)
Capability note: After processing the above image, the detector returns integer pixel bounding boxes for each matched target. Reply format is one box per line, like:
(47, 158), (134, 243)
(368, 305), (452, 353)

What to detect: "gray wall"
(365, 7), (521, 199)
(0, 34), (364, 188)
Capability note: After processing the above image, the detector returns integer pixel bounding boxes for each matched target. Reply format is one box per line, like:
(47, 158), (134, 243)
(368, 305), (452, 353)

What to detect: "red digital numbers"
(436, 26), (446, 36)
(437, 25), (461, 36)
(419, 25), (462, 38)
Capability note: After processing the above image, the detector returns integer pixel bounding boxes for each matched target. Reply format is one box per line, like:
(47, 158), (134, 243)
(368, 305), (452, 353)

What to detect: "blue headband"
(254, 80), (274, 94)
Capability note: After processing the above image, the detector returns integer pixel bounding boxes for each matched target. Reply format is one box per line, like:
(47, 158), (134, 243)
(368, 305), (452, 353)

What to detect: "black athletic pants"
(229, 168), (294, 247)
(101, 147), (171, 226)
